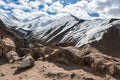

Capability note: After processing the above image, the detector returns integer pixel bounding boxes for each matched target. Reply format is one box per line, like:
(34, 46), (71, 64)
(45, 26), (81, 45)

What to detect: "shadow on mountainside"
(91, 26), (120, 58)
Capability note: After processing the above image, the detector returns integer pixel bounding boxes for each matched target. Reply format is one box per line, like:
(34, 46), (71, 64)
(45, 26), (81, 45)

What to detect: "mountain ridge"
(1, 14), (120, 58)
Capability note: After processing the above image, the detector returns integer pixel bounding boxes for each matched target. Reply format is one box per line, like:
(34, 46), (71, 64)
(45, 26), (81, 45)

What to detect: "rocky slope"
(0, 42), (120, 80)
(0, 14), (120, 80)
(0, 19), (24, 50)
(0, 13), (55, 38)
(28, 15), (120, 58)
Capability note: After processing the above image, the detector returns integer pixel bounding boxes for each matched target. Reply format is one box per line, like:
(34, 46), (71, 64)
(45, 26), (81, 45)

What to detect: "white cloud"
(36, 0), (53, 4)
(11, 9), (49, 20)
(46, 0), (91, 19)
(47, 1), (63, 12)
(29, 1), (40, 9)
(50, 12), (68, 19)
(0, 0), (6, 6)
(61, 2), (91, 19)
(89, 0), (120, 18)
(0, 0), (120, 22)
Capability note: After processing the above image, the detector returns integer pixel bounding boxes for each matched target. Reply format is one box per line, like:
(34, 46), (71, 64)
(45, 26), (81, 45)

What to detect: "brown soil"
(0, 59), (104, 80)
(0, 45), (119, 80)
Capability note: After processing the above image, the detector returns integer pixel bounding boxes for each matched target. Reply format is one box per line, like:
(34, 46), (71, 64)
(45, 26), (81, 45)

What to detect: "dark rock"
(0, 72), (5, 77)
(44, 47), (54, 54)
(85, 78), (95, 80)
(18, 48), (31, 57)
(44, 72), (68, 79)
(31, 48), (45, 60)
(70, 72), (76, 79)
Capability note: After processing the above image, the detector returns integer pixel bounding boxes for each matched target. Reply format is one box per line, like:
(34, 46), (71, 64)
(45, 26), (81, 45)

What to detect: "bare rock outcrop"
(47, 46), (82, 65)
(18, 54), (34, 69)
(0, 19), (24, 48)
(0, 37), (16, 57)
(46, 44), (120, 77)
(2, 38), (16, 54)
(5, 50), (20, 63)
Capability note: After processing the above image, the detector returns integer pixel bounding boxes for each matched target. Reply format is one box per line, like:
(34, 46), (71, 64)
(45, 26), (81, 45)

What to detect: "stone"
(71, 72), (76, 79)
(18, 48), (31, 57)
(31, 48), (45, 60)
(85, 78), (95, 80)
(109, 65), (120, 76)
(0, 72), (5, 77)
(18, 54), (34, 69)
(5, 50), (20, 63)
(91, 59), (106, 72)
(2, 38), (16, 54)
(44, 47), (54, 54)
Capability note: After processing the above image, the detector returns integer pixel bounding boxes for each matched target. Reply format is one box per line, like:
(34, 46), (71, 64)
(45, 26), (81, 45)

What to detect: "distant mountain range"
(0, 13), (120, 57)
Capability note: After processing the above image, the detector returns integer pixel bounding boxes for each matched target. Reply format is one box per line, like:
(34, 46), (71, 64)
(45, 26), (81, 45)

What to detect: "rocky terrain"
(0, 15), (120, 80)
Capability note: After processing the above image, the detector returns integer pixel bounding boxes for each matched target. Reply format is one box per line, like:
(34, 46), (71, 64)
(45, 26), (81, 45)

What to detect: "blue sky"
(0, 0), (120, 21)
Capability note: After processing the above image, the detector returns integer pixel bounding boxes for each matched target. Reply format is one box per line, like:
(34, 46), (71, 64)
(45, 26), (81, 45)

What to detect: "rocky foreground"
(1, 39), (120, 80)
(0, 18), (120, 80)
(0, 36), (120, 80)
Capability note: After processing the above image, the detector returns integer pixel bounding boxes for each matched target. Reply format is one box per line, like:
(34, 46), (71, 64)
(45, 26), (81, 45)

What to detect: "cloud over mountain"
(0, 0), (120, 21)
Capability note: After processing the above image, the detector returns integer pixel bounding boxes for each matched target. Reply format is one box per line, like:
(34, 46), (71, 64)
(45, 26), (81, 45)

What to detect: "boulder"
(44, 47), (54, 54)
(18, 54), (34, 69)
(47, 47), (81, 65)
(31, 48), (45, 60)
(18, 48), (31, 57)
(80, 45), (120, 75)
(5, 50), (20, 63)
(2, 38), (16, 54)
(18, 47), (45, 60)
(47, 45), (120, 77)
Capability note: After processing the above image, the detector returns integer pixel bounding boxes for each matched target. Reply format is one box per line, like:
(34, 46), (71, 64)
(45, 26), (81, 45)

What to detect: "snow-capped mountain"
(0, 13), (55, 38)
(1, 13), (120, 47)
(27, 15), (120, 47)
(27, 15), (120, 57)
(0, 13), (120, 57)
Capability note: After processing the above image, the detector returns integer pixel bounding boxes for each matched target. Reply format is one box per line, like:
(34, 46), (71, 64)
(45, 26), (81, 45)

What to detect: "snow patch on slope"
(30, 15), (120, 47)
(0, 13), (55, 38)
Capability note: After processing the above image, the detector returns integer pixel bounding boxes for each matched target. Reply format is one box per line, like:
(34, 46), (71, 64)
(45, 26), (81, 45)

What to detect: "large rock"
(18, 48), (31, 57)
(44, 47), (54, 54)
(31, 48), (45, 59)
(0, 20), (24, 54)
(2, 38), (16, 54)
(80, 45), (120, 76)
(47, 47), (81, 65)
(18, 54), (34, 69)
(5, 50), (20, 63)
(18, 47), (45, 60)
(47, 45), (120, 77)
